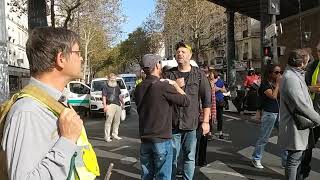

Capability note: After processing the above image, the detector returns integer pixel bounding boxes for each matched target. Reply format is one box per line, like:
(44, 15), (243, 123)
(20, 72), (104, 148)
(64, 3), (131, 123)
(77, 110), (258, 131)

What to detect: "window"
(92, 80), (107, 92)
(116, 79), (126, 89)
(70, 83), (90, 94)
(123, 77), (136, 83)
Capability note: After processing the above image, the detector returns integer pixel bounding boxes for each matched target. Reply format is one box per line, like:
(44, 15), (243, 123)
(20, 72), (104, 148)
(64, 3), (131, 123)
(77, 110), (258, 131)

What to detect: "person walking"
(300, 43), (320, 179)
(135, 54), (190, 180)
(165, 42), (212, 180)
(251, 64), (282, 169)
(102, 73), (123, 142)
(1, 27), (99, 179)
(279, 49), (320, 180)
(214, 71), (227, 139)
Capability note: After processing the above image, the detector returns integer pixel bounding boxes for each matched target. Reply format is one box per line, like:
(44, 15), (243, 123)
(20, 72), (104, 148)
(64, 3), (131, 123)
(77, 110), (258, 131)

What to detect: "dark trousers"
(216, 105), (224, 131)
(196, 128), (208, 166)
(300, 126), (320, 178)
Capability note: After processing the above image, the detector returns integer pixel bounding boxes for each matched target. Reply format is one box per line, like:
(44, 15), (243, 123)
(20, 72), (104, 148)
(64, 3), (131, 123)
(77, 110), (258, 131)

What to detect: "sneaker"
(112, 135), (122, 140)
(105, 138), (112, 142)
(251, 159), (264, 169)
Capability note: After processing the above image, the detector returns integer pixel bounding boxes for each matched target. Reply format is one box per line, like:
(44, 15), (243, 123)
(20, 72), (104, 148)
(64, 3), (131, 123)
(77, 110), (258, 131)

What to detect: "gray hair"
(287, 49), (309, 67)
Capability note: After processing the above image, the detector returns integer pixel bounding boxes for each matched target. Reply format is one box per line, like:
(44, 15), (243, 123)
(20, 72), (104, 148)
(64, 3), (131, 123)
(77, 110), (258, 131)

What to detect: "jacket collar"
(29, 77), (63, 101)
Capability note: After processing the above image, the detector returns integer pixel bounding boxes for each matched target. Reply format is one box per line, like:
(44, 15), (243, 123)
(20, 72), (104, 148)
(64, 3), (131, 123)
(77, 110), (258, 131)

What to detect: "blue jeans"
(140, 140), (173, 180)
(172, 129), (197, 180)
(252, 111), (278, 160)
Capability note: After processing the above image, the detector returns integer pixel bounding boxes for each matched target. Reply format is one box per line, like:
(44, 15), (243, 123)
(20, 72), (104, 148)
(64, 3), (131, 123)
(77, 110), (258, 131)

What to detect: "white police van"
(66, 81), (90, 108)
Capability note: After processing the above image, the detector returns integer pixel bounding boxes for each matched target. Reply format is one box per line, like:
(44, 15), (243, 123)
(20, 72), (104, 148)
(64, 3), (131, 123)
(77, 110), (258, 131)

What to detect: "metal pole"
(226, 8), (236, 90)
(271, 15), (278, 64)
(0, 0), (9, 104)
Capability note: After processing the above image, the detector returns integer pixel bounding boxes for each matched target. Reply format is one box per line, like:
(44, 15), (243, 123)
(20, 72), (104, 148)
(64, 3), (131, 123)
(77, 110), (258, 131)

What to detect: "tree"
(156, 0), (247, 63)
(118, 27), (152, 71)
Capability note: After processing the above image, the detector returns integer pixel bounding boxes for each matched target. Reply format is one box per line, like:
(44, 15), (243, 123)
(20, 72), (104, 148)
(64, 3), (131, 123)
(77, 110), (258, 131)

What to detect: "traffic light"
(263, 46), (272, 57)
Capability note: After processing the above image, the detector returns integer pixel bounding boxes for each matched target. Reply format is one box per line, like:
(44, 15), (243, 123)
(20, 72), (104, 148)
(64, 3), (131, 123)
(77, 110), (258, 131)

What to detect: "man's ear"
(56, 52), (66, 69)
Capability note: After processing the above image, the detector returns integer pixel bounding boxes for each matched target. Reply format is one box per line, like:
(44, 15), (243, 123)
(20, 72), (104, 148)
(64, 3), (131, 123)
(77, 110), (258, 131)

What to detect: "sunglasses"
(273, 71), (283, 75)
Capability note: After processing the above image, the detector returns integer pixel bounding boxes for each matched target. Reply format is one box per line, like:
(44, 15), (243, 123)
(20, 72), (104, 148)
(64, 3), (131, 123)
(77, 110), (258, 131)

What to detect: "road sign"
(265, 23), (277, 39)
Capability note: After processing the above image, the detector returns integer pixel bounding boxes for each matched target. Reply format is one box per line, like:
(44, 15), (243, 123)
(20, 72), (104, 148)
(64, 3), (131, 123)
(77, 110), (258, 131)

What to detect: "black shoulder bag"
(284, 100), (315, 130)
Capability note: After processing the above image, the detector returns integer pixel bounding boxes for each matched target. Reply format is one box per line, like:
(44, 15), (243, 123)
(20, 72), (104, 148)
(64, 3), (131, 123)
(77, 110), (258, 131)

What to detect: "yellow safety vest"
(311, 61), (320, 100)
(0, 85), (100, 180)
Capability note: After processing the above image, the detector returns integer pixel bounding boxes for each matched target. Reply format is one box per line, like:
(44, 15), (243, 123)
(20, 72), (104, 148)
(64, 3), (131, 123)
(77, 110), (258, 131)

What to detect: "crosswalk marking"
(268, 136), (320, 161)
(238, 146), (284, 175)
(112, 168), (140, 179)
(237, 136), (320, 179)
(200, 160), (248, 179)
(110, 145), (130, 152)
(223, 114), (241, 120)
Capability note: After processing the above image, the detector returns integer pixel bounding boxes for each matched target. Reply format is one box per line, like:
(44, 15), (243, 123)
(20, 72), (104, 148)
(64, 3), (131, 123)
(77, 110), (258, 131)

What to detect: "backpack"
(0, 85), (100, 180)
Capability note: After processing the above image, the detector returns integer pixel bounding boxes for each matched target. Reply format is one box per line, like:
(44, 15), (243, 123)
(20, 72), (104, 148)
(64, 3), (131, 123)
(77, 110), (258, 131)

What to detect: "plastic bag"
(121, 109), (126, 121)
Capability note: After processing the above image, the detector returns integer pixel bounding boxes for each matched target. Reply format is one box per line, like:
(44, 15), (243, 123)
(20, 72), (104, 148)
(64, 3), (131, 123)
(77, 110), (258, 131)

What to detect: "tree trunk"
(83, 41), (89, 82)
(28, 0), (48, 31)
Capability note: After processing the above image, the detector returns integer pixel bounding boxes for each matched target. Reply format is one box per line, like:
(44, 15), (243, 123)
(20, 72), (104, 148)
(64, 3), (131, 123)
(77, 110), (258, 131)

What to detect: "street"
(84, 103), (320, 180)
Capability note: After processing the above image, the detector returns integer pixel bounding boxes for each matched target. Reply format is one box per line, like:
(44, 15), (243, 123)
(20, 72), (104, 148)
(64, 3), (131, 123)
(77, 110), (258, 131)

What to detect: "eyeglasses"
(71, 50), (81, 56)
(273, 71), (283, 75)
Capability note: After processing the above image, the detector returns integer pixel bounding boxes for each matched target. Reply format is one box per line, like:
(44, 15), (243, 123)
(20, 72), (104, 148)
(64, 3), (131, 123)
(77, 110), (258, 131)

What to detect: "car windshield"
(117, 79), (126, 89)
(123, 77), (136, 83)
(91, 79), (126, 91)
(91, 80), (106, 92)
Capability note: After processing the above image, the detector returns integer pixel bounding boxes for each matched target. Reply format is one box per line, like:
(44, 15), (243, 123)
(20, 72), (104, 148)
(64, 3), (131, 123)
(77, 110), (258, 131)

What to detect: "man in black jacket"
(166, 42), (212, 180)
(135, 54), (190, 180)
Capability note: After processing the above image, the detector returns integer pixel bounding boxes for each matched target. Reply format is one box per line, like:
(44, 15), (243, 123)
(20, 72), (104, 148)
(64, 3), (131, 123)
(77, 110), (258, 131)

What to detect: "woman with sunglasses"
(251, 64), (282, 169)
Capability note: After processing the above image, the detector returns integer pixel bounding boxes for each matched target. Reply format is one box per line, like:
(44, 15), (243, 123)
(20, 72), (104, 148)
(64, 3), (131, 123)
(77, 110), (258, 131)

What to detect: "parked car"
(90, 77), (131, 116)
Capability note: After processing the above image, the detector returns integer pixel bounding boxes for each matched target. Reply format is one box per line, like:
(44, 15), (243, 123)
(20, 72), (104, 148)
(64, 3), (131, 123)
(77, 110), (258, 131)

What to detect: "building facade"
(2, 0), (29, 100)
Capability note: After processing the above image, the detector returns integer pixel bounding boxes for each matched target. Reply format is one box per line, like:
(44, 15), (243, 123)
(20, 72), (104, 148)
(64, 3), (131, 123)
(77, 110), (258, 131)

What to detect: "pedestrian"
(214, 71), (227, 139)
(278, 49), (320, 180)
(135, 54), (190, 180)
(300, 43), (320, 179)
(165, 42), (212, 180)
(102, 73), (123, 142)
(1, 27), (99, 179)
(196, 67), (216, 167)
(251, 64), (282, 169)
(208, 69), (217, 139)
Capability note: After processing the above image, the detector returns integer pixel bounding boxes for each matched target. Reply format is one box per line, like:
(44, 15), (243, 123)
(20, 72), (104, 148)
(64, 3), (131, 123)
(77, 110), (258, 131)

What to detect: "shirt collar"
(29, 77), (63, 101)
(287, 65), (305, 75)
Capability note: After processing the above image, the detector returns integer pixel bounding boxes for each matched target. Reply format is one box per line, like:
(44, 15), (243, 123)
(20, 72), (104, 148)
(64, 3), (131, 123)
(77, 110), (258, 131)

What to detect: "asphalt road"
(84, 104), (320, 180)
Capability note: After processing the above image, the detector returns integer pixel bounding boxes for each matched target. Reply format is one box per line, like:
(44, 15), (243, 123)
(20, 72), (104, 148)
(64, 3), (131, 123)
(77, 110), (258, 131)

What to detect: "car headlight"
(124, 93), (129, 98)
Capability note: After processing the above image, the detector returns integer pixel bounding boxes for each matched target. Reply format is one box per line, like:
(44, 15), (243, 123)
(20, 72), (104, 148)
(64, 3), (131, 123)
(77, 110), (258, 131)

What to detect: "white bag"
(121, 109), (126, 121)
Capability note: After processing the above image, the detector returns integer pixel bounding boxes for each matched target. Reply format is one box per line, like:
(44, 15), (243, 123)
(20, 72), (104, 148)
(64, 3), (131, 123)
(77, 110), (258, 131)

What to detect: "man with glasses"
(1, 27), (87, 179)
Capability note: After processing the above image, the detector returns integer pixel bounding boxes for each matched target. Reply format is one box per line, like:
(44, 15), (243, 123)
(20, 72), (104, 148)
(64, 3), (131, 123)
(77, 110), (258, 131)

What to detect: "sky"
(120, 0), (156, 41)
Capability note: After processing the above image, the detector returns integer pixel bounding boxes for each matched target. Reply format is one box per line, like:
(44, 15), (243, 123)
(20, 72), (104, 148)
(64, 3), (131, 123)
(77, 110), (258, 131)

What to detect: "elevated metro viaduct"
(207, 0), (320, 88)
